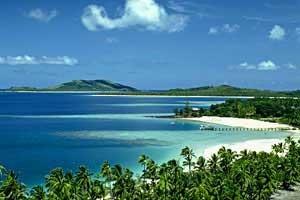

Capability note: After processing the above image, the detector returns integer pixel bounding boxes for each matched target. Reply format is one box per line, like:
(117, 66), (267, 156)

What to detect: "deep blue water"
(0, 93), (290, 186)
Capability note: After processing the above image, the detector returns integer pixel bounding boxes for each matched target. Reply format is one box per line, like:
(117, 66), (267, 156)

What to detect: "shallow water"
(0, 93), (291, 186)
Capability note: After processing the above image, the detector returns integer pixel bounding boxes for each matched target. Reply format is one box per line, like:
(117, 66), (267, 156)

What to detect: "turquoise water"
(0, 93), (291, 186)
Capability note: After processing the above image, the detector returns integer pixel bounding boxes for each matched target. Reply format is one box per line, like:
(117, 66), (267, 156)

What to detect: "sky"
(1, 0), (300, 90)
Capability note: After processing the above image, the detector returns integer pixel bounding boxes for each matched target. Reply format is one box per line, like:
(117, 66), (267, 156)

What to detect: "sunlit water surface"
(0, 93), (291, 186)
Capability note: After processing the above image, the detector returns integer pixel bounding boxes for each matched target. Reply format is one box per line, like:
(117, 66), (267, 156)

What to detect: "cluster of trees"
(175, 98), (300, 127)
(1, 137), (300, 199)
(174, 102), (206, 118)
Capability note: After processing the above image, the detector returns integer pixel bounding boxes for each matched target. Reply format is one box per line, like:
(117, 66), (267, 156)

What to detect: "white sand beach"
(203, 139), (282, 158)
(184, 116), (293, 129)
(181, 116), (300, 158)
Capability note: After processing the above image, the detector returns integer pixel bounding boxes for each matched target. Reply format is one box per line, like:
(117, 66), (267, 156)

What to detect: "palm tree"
(240, 149), (248, 157)
(158, 163), (172, 200)
(285, 136), (293, 146)
(193, 156), (206, 188)
(207, 153), (219, 173)
(180, 146), (195, 173)
(218, 147), (237, 174)
(0, 171), (27, 200)
(45, 168), (72, 199)
(111, 164), (124, 198)
(195, 156), (206, 171)
(184, 102), (192, 117)
(90, 180), (107, 200)
(272, 142), (285, 154)
(99, 161), (113, 199)
(254, 152), (278, 199)
(231, 160), (253, 199)
(144, 159), (158, 190)
(166, 159), (184, 199)
(0, 165), (5, 177)
(138, 154), (149, 181)
(111, 165), (135, 199)
(30, 185), (46, 200)
(66, 171), (83, 200)
(75, 166), (92, 196)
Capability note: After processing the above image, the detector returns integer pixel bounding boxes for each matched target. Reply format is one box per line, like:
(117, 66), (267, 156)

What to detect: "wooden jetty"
(200, 127), (295, 132)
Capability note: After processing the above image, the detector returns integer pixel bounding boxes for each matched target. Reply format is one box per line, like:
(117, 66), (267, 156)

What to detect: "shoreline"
(0, 91), (121, 94)
(0, 92), (255, 98)
(2, 92), (299, 99)
(91, 94), (255, 98)
(203, 139), (282, 158)
(178, 116), (300, 158)
(182, 116), (297, 130)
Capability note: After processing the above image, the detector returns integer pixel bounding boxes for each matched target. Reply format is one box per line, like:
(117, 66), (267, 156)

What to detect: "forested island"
(0, 80), (138, 92)
(3, 81), (300, 98)
(106, 85), (300, 97)
(174, 98), (300, 128)
(0, 138), (299, 199)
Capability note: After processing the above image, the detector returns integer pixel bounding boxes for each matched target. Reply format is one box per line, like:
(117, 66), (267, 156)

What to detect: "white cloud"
(208, 24), (240, 35)
(26, 8), (58, 22)
(0, 55), (78, 66)
(222, 24), (240, 33)
(81, 0), (188, 32)
(269, 25), (285, 40)
(237, 60), (280, 71)
(208, 27), (218, 35)
(239, 62), (256, 70)
(286, 63), (297, 69)
(257, 60), (279, 70)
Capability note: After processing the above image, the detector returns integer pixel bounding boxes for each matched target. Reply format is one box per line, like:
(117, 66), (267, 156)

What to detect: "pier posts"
(199, 126), (291, 132)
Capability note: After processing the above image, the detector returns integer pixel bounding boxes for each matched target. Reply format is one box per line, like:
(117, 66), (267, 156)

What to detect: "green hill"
(163, 85), (300, 97)
(117, 85), (300, 97)
(164, 85), (282, 96)
(48, 80), (138, 92)
(1, 80), (138, 92)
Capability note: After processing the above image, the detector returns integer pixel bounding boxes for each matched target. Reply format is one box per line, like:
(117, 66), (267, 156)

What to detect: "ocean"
(0, 92), (291, 186)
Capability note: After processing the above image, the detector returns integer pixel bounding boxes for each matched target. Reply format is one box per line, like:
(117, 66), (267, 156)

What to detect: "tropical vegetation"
(1, 137), (300, 199)
(175, 98), (300, 127)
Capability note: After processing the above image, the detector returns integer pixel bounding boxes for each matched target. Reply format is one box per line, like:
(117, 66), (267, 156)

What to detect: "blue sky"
(1, 0), (300, 90)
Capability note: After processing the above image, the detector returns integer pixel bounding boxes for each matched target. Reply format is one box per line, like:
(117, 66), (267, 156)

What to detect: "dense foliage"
(175, 98), (300, 127)
(1, 137), (300, 199)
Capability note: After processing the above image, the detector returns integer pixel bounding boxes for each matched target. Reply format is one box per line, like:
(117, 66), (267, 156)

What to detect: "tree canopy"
(175, 98), (300, 128)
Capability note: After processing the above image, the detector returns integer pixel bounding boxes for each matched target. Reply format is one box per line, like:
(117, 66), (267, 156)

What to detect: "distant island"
(105, 85), (300, 97)
(3, 81), (300, 97)
(0, 80), (138, 92)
